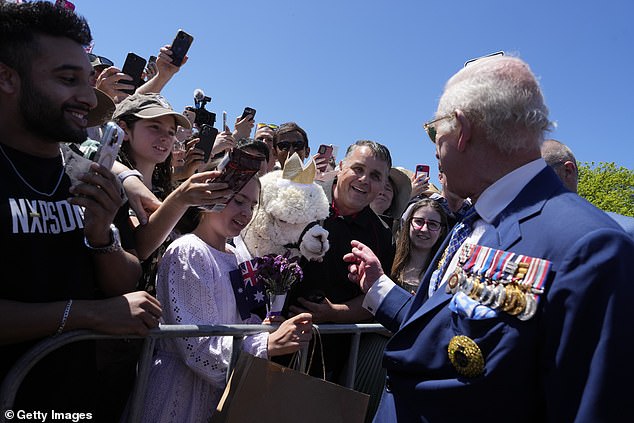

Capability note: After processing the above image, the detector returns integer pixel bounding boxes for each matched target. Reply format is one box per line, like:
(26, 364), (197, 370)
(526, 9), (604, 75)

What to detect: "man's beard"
(19, 78), (88, 144)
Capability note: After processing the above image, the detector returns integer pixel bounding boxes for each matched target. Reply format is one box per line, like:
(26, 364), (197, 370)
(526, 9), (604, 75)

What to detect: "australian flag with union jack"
(230, 258), (266, 319)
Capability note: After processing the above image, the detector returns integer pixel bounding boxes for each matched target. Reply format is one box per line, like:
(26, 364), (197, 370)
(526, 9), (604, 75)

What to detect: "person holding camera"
(344, 54), (634, 422)
(0, 2), (162, 417)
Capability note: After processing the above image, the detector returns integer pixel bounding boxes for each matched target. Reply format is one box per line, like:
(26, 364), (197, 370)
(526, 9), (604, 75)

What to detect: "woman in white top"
(140, 177), (312, 422)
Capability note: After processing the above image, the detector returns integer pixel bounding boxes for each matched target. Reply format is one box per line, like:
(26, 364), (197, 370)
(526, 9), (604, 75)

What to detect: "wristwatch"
(84, 224), (122, 253)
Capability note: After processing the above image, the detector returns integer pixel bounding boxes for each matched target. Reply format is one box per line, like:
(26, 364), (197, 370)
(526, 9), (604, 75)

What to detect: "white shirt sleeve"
(362, 274), (397, 315)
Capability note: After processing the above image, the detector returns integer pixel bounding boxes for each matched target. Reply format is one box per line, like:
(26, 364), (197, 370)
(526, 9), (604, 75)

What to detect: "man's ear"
(562, 160), (578, 182)
(454, 109), (471, 152)
(0, 62), (20, 95)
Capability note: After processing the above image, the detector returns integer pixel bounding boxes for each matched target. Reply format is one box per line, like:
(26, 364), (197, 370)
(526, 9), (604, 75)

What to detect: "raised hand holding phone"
(240, 107), (256, 122)
(316, 144), (334, 173)
(169, 29), (194, 67)
(120, 52), (147, 95)
(415, 164), (430, 180)
(94, 122), (124, 170)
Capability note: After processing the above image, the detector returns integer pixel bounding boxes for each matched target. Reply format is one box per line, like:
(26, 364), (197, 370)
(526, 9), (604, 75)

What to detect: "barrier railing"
(1, 323), (390, 422)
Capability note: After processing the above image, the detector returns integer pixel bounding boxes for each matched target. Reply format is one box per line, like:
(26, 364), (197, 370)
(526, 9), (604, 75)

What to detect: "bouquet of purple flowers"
(254, 252), (303, 317)
(255, 251), (304, 296)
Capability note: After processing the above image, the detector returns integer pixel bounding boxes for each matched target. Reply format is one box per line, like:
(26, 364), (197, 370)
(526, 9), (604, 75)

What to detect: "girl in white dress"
(139, 177), (313, 422)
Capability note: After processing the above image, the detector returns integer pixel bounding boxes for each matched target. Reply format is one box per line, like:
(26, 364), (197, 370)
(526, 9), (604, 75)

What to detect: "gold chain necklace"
(0, 143), (66, 197)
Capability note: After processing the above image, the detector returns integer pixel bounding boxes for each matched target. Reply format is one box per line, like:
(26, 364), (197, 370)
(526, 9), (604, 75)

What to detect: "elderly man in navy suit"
(344, 54), (634, 422)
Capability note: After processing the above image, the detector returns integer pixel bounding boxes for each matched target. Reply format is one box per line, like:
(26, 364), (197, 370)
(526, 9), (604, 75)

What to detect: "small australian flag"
(230, 258), (266, 320)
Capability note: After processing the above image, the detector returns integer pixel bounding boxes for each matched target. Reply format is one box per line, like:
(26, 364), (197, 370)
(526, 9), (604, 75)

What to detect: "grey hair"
(437, 55), (553, 154)
(541, 139), (576, 167)
(343, 140), (392, 169)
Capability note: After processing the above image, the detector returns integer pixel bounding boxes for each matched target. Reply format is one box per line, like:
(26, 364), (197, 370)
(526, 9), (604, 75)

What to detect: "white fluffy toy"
(238, 153), (330, 262)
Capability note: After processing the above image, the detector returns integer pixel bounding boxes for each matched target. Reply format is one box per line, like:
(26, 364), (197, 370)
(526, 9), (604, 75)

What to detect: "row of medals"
(444, 250), (541, 321)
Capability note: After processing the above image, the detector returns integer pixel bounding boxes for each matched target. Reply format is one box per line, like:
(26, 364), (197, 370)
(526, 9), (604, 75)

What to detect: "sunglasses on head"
(277, 140), (306, 151)
(257, 123), (279, 130)
(87, 53), (114, 68)
(463, 51), (504, 67)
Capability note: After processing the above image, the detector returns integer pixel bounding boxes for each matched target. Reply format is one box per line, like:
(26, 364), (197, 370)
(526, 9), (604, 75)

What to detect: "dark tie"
(429, 207), (479, 294)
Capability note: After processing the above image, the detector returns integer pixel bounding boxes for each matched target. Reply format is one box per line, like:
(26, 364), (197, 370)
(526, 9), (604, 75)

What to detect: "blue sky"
(72, 0), (633, 187)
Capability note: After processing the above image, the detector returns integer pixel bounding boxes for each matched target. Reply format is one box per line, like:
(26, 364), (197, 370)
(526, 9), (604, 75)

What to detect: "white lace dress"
(139, 234), (268, 423)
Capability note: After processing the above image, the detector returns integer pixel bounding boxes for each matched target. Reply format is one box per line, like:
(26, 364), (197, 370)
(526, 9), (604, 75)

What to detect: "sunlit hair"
(390, 198), (448, 284)
(343, 140), (392, 169)
(236, 137), (270, 163)
(541, 139), (576, 168)
(0, 2), (92, 76)
(437, 55), (552, 154)
(277, 122), (309, 148)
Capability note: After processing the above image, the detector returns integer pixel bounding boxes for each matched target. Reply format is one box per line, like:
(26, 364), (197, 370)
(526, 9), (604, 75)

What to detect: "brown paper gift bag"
(212, 351), (370, 423)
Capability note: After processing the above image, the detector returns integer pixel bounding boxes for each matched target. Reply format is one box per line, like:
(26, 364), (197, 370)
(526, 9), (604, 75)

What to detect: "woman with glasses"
(391, 198), (448, 294)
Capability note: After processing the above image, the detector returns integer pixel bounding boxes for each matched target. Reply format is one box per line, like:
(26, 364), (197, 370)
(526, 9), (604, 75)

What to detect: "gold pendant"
(448, 335), (485, 378)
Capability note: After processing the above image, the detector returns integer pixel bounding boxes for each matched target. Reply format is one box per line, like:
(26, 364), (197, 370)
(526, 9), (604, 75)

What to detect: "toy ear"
(282, 153), (316, 184)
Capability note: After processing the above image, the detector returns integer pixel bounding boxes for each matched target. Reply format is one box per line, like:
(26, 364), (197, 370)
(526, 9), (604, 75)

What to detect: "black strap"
(284, 221), (320, 250)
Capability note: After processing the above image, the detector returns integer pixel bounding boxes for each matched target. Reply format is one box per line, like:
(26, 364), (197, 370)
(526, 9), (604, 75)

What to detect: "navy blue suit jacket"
(372, 167), (634, 422)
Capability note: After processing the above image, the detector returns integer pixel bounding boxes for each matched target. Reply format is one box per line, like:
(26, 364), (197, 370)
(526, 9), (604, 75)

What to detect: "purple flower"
(254, 251), (304, 295)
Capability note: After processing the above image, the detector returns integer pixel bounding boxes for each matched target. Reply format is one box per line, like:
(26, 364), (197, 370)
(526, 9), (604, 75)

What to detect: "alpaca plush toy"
(238, 153), (330, 261)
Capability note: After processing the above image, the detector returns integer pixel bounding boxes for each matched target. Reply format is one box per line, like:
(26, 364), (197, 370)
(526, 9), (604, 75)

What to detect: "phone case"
(240, 107), (256, 121)
(170, 30), (194, 67)
(197, 125), (219, 163)
(317, 144), (333, 172)
(415, 164), (430, 179)
(94, 122), (124, 170)
(199, 149), (264, 212)
(121, 53), (147, 95)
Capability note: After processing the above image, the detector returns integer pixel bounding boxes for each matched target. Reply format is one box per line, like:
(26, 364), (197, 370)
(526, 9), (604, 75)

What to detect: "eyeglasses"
(423, 112), (455, 143)
(257, 123), (279, 130)
(277, 140), (306, 151)
(87, 53), (114, 68)
(411, 218), (442, 232)
(463, 51), (505, 67)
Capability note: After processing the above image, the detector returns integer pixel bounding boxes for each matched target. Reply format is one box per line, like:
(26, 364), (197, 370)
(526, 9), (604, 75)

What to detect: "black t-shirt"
(0, 143), (131, 414)
(287, 205), (395, 314)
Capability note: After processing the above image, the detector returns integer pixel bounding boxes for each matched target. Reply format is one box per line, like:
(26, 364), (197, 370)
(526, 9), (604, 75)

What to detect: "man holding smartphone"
(0, 2), (161, 418)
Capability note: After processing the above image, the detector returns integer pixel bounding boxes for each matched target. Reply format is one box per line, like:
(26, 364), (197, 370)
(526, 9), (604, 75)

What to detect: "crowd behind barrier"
(0, 323), (391, 423)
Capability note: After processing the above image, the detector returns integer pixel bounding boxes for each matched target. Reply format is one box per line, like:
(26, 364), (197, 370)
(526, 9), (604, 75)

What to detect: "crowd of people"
(1, 2), (633, 423)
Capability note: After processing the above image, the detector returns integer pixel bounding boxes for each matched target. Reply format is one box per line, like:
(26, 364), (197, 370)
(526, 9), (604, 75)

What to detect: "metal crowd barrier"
(0, 323), (390, 423)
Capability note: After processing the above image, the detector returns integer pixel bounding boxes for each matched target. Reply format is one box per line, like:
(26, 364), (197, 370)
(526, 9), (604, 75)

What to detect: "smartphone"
(240, 106), (257, 121)
(170, 29), (194, 67)
(94, 122), (124, 170)
(316, 144), (334, 172)
(222, 111), (228, 131)
(214, 148), (264, 192)
(197, 124), (219, 163)
(148, 55), (157, 64)
(120, 52), (147, 95)
(201, 148), (264, 212)
(415, 164), (430, 179)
